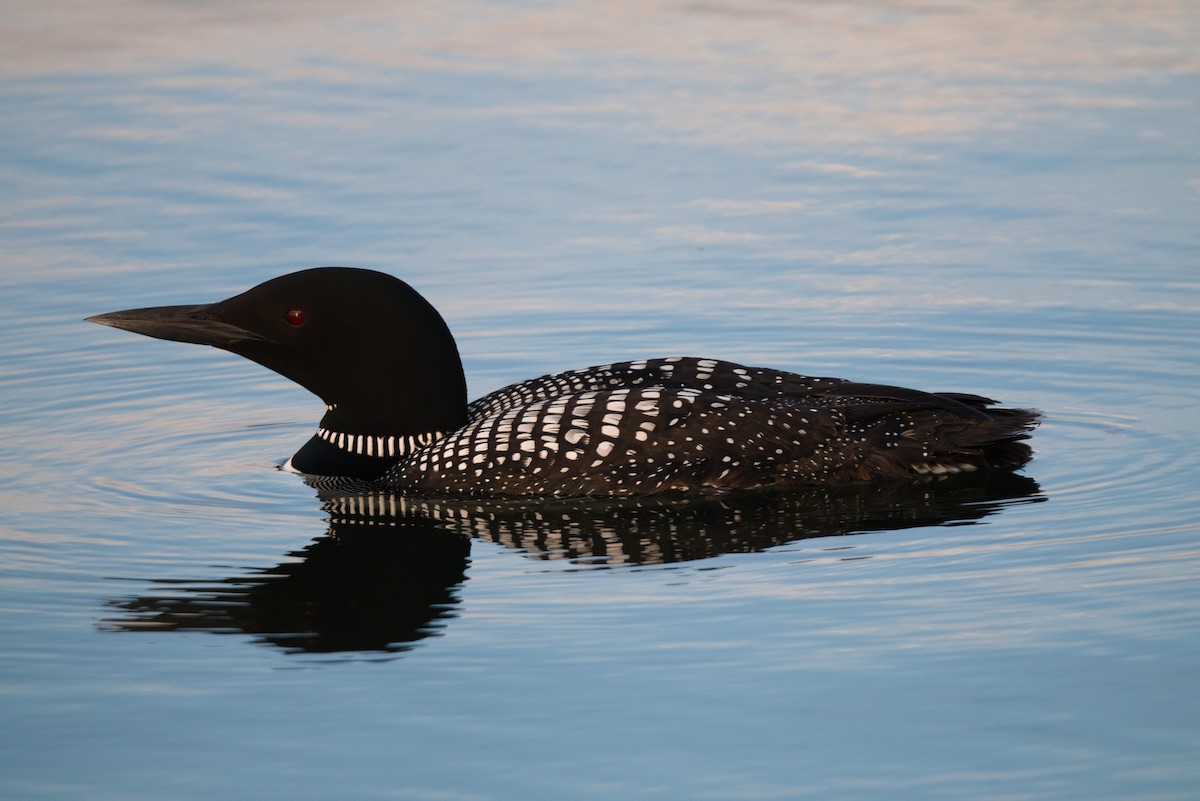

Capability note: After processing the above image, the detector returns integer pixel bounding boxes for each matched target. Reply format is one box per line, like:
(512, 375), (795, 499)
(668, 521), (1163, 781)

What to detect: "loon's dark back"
(384, 357), (1039, 497)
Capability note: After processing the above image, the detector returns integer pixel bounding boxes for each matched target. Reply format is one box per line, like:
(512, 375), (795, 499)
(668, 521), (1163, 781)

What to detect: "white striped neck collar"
(314, 426), (447, 459)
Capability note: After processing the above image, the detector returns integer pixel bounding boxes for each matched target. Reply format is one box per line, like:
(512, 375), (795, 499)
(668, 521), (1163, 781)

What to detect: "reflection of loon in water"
(103, 472), (1042, 655)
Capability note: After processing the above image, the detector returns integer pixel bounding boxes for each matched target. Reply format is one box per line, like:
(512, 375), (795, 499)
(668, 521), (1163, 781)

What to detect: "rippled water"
(2, 2), (1198, 799)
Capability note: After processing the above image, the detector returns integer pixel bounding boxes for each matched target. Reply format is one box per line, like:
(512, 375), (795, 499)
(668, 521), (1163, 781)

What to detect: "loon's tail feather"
(972, 406), (1042, 469)
(923, 405), (1042, 473)
(979, 437), (1036, 470)
(854, 403), (1042, 481)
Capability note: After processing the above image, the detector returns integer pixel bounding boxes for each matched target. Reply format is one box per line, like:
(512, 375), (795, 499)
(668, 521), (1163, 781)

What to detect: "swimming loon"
(87, 267), (1040, 497)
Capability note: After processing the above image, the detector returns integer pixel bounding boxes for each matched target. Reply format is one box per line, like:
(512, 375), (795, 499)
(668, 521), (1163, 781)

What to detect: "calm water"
(2, 2), (1198, 799)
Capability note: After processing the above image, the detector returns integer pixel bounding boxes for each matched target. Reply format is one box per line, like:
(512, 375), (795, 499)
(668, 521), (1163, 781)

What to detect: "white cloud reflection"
(3, 0), (1196, 147)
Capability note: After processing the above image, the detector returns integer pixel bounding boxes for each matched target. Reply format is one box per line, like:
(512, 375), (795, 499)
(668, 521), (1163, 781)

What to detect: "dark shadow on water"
(101, 471), (1043, 656)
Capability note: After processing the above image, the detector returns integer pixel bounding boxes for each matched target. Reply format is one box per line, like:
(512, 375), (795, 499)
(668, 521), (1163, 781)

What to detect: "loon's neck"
(288, 432), (450, 480)
(288, 351), (469, 480)
(288, 405), (458, 479)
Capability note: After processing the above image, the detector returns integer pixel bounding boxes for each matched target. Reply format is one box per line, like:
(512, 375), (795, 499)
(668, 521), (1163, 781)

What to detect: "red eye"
(285, 309), (307, 327)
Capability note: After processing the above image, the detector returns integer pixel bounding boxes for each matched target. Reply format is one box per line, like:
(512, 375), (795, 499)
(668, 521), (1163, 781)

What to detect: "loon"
(87, 267), (1040, 497)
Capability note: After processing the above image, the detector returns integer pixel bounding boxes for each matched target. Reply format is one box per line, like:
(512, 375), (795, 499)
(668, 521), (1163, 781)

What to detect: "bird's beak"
(85, 304), (266, 348)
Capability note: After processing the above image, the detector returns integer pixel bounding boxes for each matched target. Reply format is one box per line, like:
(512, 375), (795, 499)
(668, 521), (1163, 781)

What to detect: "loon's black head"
(87, 267), (468, 479)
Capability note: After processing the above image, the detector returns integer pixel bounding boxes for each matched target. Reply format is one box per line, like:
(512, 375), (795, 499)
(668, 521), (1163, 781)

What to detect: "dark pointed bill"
(85, 304), (266, 348)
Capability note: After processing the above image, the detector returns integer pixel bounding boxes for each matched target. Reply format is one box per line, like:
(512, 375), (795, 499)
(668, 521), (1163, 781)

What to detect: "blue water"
(2, 2), (1198, 799)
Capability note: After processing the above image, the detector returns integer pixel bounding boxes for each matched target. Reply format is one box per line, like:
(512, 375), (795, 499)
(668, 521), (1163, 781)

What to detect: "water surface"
(1, 2), (1198, 799)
